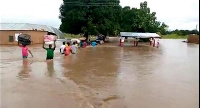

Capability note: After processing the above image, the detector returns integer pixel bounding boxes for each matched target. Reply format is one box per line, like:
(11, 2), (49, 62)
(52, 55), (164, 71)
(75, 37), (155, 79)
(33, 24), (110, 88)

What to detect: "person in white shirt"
(71, 42), (78, 54)
(60, 42), (66, 54)
(120, 37), (125, 47)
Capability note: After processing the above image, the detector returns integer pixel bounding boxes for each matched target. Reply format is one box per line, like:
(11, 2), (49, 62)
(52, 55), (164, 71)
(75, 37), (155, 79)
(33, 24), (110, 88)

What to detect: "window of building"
(9, 36), (14, 42)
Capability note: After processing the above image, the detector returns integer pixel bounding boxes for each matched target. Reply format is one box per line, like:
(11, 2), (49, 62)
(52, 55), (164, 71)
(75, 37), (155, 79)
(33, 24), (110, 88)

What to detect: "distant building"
(0, 23), (64, 45)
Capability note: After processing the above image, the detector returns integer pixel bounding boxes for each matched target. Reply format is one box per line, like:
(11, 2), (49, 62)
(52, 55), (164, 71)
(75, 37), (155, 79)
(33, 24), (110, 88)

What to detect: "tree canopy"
(59, 0), (196, 36)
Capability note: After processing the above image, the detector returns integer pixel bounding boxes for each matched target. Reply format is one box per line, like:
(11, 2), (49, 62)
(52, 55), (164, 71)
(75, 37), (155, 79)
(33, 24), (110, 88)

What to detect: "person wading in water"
(43, 40), (56, 60)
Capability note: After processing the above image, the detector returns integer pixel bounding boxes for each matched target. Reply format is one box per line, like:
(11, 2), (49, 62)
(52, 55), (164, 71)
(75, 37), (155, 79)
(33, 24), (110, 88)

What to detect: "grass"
(65, 33), (82, 39)
(161, 34), (188, 39)
(64, 33), (97, 40)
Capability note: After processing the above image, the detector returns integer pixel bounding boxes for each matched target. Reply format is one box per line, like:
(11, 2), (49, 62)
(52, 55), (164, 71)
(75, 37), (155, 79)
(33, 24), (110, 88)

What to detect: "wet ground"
(0, 39), (199, 108)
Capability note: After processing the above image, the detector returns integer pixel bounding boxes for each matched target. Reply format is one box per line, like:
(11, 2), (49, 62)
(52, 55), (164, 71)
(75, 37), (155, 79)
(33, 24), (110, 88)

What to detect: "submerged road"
(0, 39), (199, 108)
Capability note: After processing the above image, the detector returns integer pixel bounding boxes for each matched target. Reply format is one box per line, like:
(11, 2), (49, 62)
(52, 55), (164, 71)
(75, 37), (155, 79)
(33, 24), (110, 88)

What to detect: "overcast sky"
(0, 0), (199, 31)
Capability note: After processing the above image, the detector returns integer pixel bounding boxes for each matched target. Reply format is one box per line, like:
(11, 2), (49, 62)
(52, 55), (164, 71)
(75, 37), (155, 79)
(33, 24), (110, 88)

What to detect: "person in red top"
(83, 41), (87, 48)
(64, 42), (71, 56)
(18, 42), (33, 59)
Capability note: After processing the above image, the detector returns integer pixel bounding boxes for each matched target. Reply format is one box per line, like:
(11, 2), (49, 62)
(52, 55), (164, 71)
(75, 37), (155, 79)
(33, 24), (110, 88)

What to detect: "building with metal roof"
(0, 23), (64, 45)
(120, 32), (161, 38)
(0, 23), (64, 38)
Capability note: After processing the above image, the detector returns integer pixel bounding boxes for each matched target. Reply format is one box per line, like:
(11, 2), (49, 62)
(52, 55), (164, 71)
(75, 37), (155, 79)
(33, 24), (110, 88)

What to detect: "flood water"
(0, 39), (199, 108)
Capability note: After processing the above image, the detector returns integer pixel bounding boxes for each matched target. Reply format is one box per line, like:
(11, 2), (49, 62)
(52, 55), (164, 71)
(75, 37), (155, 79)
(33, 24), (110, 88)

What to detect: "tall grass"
(65, 34), (82, 39)
(161, 34), (188, 39)
(64, 33), (97, 40)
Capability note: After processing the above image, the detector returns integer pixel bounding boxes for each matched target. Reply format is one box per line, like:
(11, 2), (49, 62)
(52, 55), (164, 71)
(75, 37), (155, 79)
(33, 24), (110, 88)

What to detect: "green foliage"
(65, 33), (83, 39)
(59, 1), (169, 36)
(161, 34), (188, 39)
(168, 29), (199, 36)
(64, 33), (96, 39)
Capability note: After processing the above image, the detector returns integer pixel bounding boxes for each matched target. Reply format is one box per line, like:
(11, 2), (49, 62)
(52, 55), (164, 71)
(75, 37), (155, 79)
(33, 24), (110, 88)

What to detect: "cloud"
(120, 0), (199, 31)
(0, 0), (199, 31)
(0, 0), (62, 28)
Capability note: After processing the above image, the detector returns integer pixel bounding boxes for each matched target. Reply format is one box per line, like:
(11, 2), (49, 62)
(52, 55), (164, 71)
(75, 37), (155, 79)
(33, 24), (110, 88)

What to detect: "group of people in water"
(119, 37), (159, 48)
(119, 37), (140, 47)
(149, 37), (159, 48)
(18, 39), (98, 60)
(18, 36), (160, 60)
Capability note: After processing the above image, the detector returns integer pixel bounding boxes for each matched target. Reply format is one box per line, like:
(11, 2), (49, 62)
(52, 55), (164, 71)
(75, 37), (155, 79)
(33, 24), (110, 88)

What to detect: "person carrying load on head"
(43, 40), (56, 60)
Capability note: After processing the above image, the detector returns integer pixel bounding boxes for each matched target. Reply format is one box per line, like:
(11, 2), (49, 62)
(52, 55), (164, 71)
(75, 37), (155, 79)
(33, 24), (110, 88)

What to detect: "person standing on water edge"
(18, 42), (33, 59)
(43, 40), (56, 60)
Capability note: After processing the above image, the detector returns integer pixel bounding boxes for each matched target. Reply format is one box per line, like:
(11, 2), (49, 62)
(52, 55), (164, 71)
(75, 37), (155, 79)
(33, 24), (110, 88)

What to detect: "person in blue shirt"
(91, 41), (97, 47)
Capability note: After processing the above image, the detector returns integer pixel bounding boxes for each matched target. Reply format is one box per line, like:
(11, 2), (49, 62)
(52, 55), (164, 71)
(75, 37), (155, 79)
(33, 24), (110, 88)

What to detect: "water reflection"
(63, 47), (120, 89)
(46, 61), (55, 77)
(18, 60), (32, 79)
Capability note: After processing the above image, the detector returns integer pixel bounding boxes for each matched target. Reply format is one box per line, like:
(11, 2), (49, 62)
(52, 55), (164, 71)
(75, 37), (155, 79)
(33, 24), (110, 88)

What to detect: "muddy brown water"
(0, 39), (199, 108)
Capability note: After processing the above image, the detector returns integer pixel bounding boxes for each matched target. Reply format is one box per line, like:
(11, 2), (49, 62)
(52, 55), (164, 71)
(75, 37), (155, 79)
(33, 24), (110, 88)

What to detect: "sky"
(0, 0), (199, 31)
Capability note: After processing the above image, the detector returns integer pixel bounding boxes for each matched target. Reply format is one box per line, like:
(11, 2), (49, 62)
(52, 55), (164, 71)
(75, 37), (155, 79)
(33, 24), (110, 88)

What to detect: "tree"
(159, 22), (168, 35)
(59, 1), (169, 38)
(59, 0), (121, 40)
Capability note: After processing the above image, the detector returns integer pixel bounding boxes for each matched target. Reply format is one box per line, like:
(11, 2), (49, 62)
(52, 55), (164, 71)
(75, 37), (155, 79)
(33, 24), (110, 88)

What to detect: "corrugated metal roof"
(0, 23), (64, 38)
(120, 32), (160, 38)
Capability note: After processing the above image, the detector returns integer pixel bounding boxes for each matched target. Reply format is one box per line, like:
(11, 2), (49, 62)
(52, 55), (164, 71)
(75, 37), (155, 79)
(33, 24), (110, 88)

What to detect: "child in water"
(18, 42), (33, 59)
